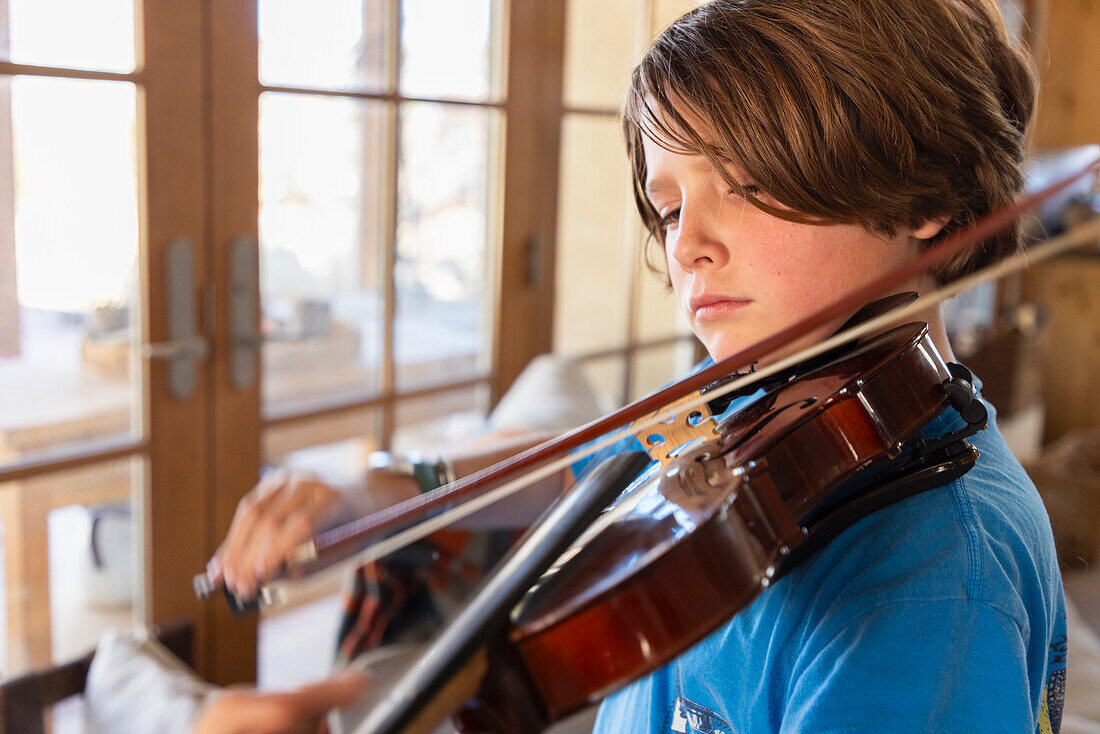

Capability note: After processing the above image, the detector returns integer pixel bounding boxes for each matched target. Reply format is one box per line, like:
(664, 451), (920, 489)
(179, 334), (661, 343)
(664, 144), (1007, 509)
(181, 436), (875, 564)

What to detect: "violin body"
(454, 322), (960, 732)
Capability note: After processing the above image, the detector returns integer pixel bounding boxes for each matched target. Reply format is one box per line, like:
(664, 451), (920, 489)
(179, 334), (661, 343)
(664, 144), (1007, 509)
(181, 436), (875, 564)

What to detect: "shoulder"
(779, 399), (1061, 641)
(745, 402), (1066, 729)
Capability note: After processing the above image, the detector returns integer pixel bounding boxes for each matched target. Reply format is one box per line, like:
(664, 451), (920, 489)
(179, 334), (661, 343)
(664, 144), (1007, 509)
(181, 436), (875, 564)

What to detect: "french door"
(1, 0), (565, 686)
(0, 0), (222, 681)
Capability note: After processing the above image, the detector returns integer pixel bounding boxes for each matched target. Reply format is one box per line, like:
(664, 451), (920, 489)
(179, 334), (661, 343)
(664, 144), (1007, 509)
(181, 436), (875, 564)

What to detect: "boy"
(596, 1), (1063, 731)
(204, 1), (1065, 731)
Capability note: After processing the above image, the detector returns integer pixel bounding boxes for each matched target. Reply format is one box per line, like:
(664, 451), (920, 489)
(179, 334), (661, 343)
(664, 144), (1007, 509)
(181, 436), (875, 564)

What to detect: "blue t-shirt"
(586, 378), (1067, 734)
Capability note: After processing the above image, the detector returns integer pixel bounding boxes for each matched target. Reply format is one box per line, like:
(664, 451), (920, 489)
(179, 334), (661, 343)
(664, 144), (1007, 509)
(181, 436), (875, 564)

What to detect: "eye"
(658, 207), (681, 230)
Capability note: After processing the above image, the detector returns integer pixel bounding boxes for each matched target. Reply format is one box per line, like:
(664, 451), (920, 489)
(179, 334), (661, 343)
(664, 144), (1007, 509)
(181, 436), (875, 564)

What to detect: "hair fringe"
(623, 0), (1038, 285)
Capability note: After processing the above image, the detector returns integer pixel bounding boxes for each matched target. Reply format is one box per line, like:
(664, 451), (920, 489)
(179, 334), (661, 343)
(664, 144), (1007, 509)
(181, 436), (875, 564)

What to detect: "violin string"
(259, 215), (1100, 609)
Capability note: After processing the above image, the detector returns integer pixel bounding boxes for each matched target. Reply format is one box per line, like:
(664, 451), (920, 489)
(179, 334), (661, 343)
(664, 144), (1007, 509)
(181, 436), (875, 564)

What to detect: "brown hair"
(623, 0), (1037, 284)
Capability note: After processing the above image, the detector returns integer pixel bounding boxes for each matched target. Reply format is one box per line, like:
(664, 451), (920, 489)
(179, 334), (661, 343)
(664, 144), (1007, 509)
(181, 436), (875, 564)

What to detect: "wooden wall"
(1024, 258), (1100, 441)
(1033, 0), (1100, 149)
(1027, 0), (1100, 442)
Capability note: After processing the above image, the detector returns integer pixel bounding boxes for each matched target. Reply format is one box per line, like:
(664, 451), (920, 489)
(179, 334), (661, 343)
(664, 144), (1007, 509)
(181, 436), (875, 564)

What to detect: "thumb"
(205, 550), (224, 586)
(282, 670), (371, 717)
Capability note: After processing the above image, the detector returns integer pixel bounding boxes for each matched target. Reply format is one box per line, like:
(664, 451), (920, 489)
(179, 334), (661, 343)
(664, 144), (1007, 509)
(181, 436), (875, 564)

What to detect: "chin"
(694, 319), (758, 363)
(702, 338), (743, 365)
(704, 332), (777, 368)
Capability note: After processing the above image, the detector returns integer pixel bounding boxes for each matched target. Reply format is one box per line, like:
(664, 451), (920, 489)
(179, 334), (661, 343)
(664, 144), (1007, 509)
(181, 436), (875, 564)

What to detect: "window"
(0, 0), (195, 682)
(0, 0), (705, 686)
(553, 0), (704, 407)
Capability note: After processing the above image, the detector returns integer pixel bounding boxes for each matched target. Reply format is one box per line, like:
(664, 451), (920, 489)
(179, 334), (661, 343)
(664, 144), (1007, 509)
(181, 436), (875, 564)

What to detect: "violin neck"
(351, 452), (651, 734)
(393, 648), (489, 734)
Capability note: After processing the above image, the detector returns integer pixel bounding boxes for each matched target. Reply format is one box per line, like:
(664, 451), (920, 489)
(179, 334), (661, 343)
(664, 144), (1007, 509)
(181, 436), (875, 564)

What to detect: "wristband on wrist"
(368, 450), (456, 494)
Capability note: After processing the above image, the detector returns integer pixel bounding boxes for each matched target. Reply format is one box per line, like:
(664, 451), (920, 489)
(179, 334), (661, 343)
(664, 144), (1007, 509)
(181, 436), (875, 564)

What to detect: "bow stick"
(202, 152), (1100, 610)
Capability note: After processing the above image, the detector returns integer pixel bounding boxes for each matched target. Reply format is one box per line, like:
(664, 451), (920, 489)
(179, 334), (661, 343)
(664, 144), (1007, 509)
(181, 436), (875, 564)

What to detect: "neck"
(921, 304), (956, 364)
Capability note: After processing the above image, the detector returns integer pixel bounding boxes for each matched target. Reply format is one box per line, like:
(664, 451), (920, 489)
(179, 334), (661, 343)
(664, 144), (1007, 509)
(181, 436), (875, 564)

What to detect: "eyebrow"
(644, 158), (725, 201)
(644, 176), (675, 201)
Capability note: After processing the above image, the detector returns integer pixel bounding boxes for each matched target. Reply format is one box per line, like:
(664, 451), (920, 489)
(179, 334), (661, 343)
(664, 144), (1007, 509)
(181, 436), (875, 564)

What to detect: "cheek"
(738, 231), (861, 320)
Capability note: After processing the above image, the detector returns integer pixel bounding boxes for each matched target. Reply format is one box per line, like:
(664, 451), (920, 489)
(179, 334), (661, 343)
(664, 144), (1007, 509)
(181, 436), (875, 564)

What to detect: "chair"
(0, 619), (194, 734)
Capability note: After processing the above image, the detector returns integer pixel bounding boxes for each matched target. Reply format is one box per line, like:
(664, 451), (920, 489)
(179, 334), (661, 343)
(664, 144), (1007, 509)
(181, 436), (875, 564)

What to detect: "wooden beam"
(0, 61), (140, 83)
(0, 0), (18, 357)
(491, 0), (567, 406)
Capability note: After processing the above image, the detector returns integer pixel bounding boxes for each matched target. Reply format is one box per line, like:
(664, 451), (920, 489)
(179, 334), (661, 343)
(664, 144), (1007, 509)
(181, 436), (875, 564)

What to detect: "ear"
(911, 214), (951, 240)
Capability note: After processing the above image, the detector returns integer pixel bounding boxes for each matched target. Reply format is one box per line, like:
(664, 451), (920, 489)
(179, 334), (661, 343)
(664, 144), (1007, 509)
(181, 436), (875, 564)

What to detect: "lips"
(689, 293), (752, 322)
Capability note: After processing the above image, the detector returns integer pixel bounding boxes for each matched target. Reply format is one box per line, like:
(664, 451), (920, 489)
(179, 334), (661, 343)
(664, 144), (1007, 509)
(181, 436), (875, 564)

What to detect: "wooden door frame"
(0, 0), (212, 677)
(492, 0), (567, 405)
(203, 0), (262, 685)
(144, 0), (263, 686)
(140, 0), (227, 681)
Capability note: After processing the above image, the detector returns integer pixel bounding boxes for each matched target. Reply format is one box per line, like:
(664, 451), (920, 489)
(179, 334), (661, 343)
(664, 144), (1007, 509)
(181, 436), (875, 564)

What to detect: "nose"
(666, 199), (729, 272)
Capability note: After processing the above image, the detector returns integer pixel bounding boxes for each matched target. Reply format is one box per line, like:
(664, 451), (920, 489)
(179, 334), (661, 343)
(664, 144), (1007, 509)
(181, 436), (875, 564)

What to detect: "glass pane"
(392, 385), (488, 454)
(259, 92), (388, 414)
(3, 0), (135, 73)
(997, 0), (1026, 42)
(0, 76), (140, 467)
(0, 457), (140, 677)
(263, 408), (380, 468)
(554, 114), (634, 356)
(258, 0), (388, 93)
(395, 102), (496, 391)
(563, 0), (641, 110)
(629, 341), (696, 401)
(399, 0), (499, 102)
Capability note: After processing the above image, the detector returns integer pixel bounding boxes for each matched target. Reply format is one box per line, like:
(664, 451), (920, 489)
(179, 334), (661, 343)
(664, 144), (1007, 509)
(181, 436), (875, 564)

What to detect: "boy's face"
(641, 133), (934, 363)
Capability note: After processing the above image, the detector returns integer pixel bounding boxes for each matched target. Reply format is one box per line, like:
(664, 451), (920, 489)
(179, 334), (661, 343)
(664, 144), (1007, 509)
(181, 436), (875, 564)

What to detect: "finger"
(222, 479), (280, 565)
(253, 508), (316, 581)
(226, 477), (321, 598)
(253, 488), (342, 586)
(281, 670), (371, 717)
(221, 481), (292, 594)
(234, 480), (320, 593)
(222, 695), (318, 734)
(227, 672), (369, 734)
(205, 546), (225, 586)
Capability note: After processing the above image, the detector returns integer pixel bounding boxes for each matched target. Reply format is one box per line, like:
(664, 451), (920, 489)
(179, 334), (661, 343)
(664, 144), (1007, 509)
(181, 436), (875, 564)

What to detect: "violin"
(351, 320), (986, 734)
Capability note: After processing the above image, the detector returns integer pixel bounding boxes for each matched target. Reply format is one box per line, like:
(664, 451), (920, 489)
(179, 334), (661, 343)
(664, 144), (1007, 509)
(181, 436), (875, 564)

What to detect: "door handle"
(143, 335), (209, 361)
(229, 235), (259, 390)
(144, 237), (208, 400)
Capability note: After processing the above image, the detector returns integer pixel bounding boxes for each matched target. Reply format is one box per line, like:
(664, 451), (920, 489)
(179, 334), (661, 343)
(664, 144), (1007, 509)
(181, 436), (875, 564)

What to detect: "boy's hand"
(206, 467), (421, 600)
(206, 468), (350, 600)
(191, 671), (369, 734)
